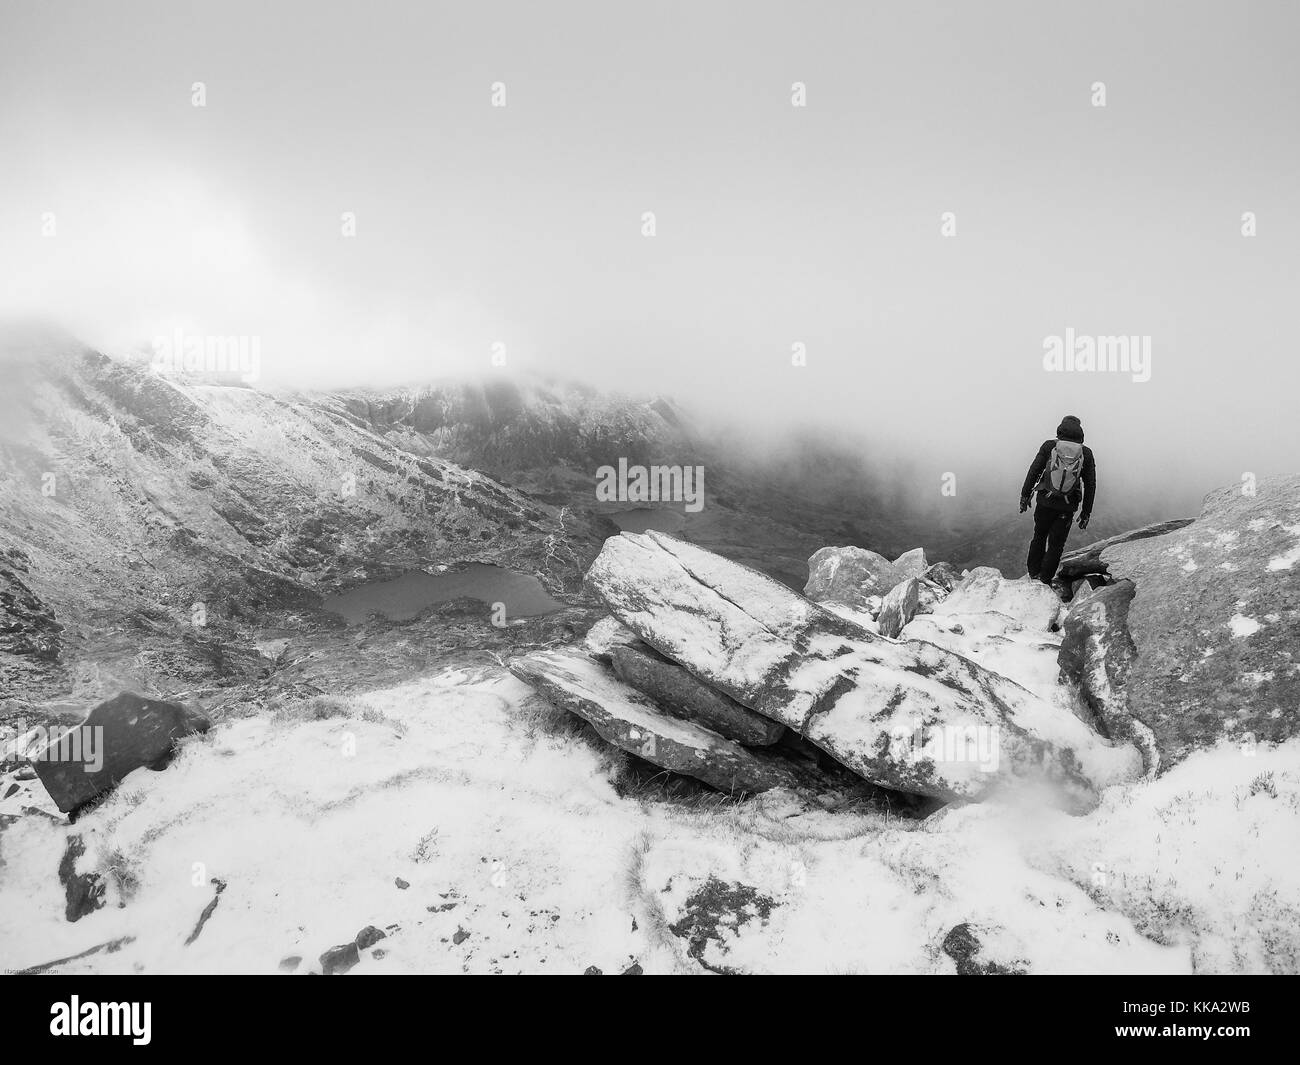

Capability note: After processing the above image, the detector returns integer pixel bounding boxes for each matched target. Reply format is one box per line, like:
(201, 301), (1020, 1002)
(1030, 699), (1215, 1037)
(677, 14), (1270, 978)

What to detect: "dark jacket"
(1021, 439), (1096, 518)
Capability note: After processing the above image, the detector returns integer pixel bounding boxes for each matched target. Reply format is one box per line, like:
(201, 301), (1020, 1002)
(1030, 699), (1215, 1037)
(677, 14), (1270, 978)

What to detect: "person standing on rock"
(1020, 415), (1095, 585)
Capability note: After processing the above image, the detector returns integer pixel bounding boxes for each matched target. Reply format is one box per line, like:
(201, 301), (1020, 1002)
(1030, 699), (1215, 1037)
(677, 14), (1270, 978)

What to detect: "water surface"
(323, 564), (565, 624)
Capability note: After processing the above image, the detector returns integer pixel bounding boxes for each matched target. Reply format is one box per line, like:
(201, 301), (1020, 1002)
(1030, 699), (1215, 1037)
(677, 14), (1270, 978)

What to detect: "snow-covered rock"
(1083, 475), (1300, 771)
(587, 531), (1140, 809)
(940, 566), (1064, 632)
(804, 545), (928, 611)
(1057, 519), (1196, 573)
(900, 572), (1068, 707)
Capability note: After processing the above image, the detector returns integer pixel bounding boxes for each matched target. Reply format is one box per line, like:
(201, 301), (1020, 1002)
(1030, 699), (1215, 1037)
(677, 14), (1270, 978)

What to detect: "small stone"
(394, 877), (410, 890)
(452, 928), (470, 945)
(278, 955), (302, 973)
(16, 766), (36, 780)
(584, 965), (603, 975)
(355, 925), (386, 950)
(320, 942), (360, 975)
(58, 835), (105, 923)
(621, 962), (644, 975)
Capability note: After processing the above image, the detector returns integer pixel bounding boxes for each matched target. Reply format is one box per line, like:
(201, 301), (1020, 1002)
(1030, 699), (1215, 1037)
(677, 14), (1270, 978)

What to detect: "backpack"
(1036, 440), (1084, 509)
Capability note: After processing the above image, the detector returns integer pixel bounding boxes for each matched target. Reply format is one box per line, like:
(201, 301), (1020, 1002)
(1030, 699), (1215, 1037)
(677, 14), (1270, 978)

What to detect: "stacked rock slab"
(507, 648), (816, 794)
(1056, 519), (1196, 573)
(609, 642), (785, 746)
(587, 531), (1140, 809)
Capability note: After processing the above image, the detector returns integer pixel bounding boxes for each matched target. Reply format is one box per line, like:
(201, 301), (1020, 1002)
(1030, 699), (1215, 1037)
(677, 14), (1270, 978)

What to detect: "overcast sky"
(1, 0), (1297, 505)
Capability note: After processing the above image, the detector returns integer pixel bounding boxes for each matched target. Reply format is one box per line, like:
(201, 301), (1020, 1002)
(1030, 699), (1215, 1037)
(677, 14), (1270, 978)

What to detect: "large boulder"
(32, 692), (211, 814)
(803, 547), (895, 610)
(587, 532), (1139, 809)
(891, 548), (929, 584)
(1084, 477), (1300, 770)
(508, 648), (814, 794)
(610, 643), (785, 746)
(804, 546), (929, 611)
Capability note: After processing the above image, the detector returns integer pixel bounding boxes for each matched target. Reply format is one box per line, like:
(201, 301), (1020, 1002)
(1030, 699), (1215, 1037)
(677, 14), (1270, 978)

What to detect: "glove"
(1077, 514), (1090, 530)
(1019, 497), (1029, 513)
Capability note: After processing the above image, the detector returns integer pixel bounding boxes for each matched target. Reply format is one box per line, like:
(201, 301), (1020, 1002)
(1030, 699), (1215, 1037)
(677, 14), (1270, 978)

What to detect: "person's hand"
(1077, 514), (1090, 530)
(1019, 497), (1029, 513)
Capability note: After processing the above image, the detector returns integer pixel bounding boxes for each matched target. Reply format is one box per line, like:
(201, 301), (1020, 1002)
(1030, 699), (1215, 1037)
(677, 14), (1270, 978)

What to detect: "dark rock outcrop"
(941, 923), (1025, 975)
(33, 692), (211, 814)
(58, 834), (106, 922)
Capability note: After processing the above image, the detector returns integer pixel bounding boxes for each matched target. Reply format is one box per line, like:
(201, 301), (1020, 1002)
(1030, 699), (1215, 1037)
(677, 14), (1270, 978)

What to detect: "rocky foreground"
(502, 475), (1298, 817)
(0, 475), (1296, 973)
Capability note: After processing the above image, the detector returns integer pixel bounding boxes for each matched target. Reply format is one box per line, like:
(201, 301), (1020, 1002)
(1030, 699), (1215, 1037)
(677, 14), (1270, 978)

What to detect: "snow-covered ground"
(2, 655), (1297, 974)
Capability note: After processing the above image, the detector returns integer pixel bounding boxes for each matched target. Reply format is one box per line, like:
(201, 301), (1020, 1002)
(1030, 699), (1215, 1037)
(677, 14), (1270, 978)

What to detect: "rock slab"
(610, 642), (784, 746)
(508, 648), (814, 794)
(33, 692), (211, 814)
(1088, 477), (1300, 771)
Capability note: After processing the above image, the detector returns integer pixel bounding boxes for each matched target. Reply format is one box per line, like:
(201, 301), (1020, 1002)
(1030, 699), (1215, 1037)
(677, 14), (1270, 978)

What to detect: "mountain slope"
(0, 332), (604, 709)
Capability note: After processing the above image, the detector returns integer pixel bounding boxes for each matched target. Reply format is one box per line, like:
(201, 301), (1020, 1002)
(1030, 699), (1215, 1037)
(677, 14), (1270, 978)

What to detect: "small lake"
(322, 564), (566, 625)
(607, 508), (687, 535)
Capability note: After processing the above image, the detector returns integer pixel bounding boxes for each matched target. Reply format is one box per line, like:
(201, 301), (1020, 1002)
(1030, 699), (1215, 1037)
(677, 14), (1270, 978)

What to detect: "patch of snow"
(2, 668), (1296, 973)
(1228, 614), (1262, 639)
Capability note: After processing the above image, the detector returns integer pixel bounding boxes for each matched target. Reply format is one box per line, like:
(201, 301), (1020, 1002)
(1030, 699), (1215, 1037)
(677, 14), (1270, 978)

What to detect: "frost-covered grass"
(1, 663), (1295, 974)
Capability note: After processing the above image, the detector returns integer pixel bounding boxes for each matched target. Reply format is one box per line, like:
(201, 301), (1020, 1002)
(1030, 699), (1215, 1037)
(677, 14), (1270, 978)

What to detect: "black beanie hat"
(1056, 415), (1084, 443)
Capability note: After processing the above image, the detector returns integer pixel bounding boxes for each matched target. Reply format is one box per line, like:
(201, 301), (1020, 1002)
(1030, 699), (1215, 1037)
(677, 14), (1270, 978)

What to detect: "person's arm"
(1020, 441), (1050, 503)
(1080, 448), (1096, 524)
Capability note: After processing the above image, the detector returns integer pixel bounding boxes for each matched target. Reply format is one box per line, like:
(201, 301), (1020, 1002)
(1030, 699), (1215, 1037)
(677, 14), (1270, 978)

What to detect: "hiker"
(1020, 415), (1095, 585)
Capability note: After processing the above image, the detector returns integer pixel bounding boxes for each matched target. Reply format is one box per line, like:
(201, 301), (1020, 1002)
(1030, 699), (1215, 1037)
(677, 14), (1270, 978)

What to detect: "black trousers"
(1026, 503), (1073, 584)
